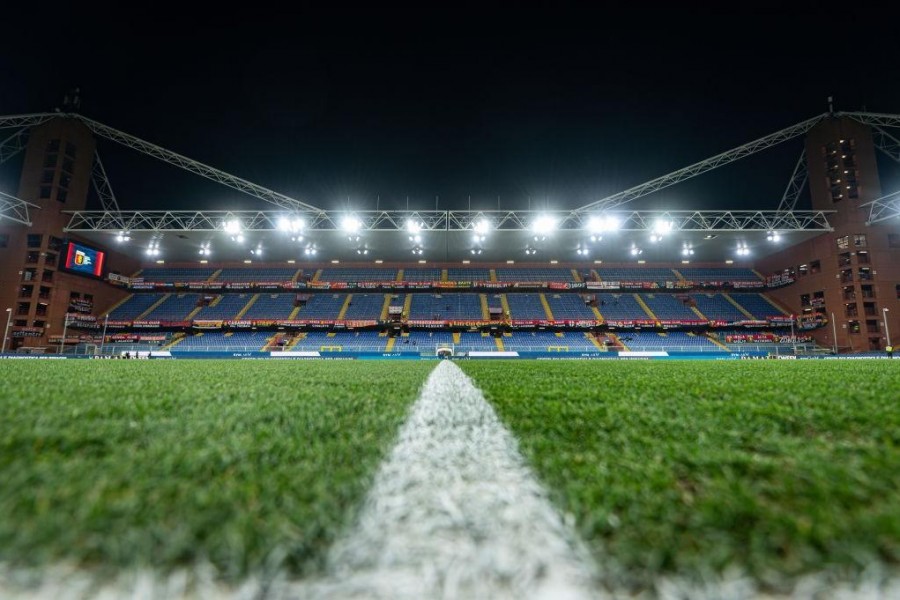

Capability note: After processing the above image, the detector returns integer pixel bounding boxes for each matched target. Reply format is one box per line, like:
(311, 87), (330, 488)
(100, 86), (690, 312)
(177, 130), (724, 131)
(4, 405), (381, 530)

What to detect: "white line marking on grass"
(311, 359), (598, 599)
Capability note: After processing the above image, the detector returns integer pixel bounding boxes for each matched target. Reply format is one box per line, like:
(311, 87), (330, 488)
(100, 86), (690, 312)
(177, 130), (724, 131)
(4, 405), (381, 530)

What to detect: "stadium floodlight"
(115, 231), (131, 242)
(587, 215), (620, 234)
(576, 245), (589, 256)
(736, 243), (751, 256)
(342, 215), (362, 234)
(531, 215), (558, 236)
(304, 245), (317, 256)
(630, 244), (642, 256)
(681, 243), (695, 256)
(409, 234), (422, 244)
(411, 246), (424, 256)
(278, 216), (306, 233)
(473, 219), (491, 236)
(406, 219), (423, 234)
(524, 245), (538, 255)
(470, 248), (483, 255)
(250, 244), (263, 256)
(224, 219), (242, 235)
(198, 242), (212, 257)
(652, 219), (673, 236)
(766, 231), (781, 242)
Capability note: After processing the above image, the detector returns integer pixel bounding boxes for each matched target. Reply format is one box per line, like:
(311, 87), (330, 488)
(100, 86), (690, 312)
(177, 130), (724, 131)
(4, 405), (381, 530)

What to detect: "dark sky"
(2, 4), (900, 212)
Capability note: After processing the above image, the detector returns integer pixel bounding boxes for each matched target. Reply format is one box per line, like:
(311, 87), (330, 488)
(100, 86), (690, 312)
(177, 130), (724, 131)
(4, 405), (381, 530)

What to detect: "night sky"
(2, 5), (900, 212)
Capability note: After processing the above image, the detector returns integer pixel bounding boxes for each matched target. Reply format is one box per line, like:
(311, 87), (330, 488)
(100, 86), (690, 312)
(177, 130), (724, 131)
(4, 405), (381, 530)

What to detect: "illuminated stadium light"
(524, 245), (538, 256)
(473, 219), (491, 236)
(725, 259), (734, 264)
(470, 248), (483, 255)
(223, 219), (242, 235)
(411, 246), (424, 256)
(278, 216), (305, 233)
(250, 244), (263, 256)
(587, 215), (620, 234)
(342, 215), (362, 234)
(409, 234), (422, 244)
(681, 242), (694, 256)
(355, 246), (369, 256)
(145, 240), (161, 256)
(531, 215), (558, 236)
(629, 244), (643, 256)
(406, 219), (423, 234)
(115, 231), (131, 242)
(304, 245), (317, 256)
(589, 235), (602, 243)
(576, 244), (589, 256)
(649, 234), (660, 243)
(766, 231), (781, 242)
(290, 235), (304, 242)
(735, 242), (751, 256)
(198, 242), (212, 257)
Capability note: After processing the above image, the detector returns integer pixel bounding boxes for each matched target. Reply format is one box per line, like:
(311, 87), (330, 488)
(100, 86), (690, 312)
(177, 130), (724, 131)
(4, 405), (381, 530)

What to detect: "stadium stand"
(595, 293), (648, 321)
(616, 331), (720, 351)
(678, 267), (761, 282)
(447, 268), (491, 281)
(215, 267), (298, 282)
(192, 294), (253, 320)
(596, 267), (676, 282)
(505, 294), (549, 320)
(408, 294), (483, 320)
(502, 331), (597, 352)
(544, 293), (597, 320)
(242, 294), (296, 319)
(138, 267), (216, 282)
(690, 293), (747, 321)
(293, 331), (386, 351)
(342, 293), (389, 320)
(318, 268), (398, 281)
(144, 294), (202, 320)
(402, 268), (443, 281)
(107, 293), (166, 320)
(731, 293), (785, 319)
(495, 268), (576, 282)
(296, 294), (345, 319)
(640, 294), (699, 320)
(176, 332), (271, 351)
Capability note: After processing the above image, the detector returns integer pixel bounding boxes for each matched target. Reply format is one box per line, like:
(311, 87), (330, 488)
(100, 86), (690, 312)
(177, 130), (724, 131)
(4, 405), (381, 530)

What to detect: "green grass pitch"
(1, 359), (898, 588)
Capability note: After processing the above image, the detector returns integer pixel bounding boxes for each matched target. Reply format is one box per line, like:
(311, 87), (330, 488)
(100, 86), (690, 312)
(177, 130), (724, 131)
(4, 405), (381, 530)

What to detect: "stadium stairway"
(396, 269), (404, 282)
(402, 294), (413, 318)
(591, 303), (604, 322)
(586, 332), (606, 350)
(188, 295), (222, 320)
(761, 294), (792, 316)
(705, 333), (730, 351)
(441, 268), (448, 281)
(312, 269), (322, 282)
(494, 335), (504, 351)
(102, 294), (133, 317)
(499, 294), (511, 318)
(453, 332), (461, 344)
(207, 269), (222, 282)
(479, 294), (490, 320)
(235, 294), (260, 319)
(336, 294), (353, 320)
(135, 294), (171, 320)
(634, 294), (658, 320)
(380, 294), (392, 320)
(672, 269), (687, 282)
(610, 332), (629, 350)
(590, 269), (600, 281)
(164, 332), (187, 349)
(290, 269), (303, 282)
(752, 268), (766, 281)
(287, 302), (302, 320)
(539, 294), (555, 320)
(722, 293), (755, 319)
(689, 304), (707, 320)
(385, 335), (396, 352)
(283, 333), (305, 350)
(571, 269), (581, 282)
(489, 269), (497, 282)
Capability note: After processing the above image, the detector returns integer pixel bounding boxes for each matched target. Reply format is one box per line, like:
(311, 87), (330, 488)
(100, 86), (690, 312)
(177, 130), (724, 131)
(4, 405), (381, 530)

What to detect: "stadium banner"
(586, 281), (620, 290)
(768, 315), (794, 325)
(447, 320), (491, 327)
(106, 320), (131, 328)
(406, 281), (434, 289)
(355, 281), (379, 289)
(731, 319), (769, 327)
(621, 281), (659, 289)
(512, 282), (546, 289)
(548, 282), (570, 290)
(665, 281), (695, 289)
(66, 312), (97, 322)
(192, 320), (223, 329)
(251, 319), (276, 327)
(132, 320), (161, 328)
(766, 274), (795, 288)
(223, 319), (253, 328)
(732, 281), (765, 289)
(406, 320), (446, 328)
(130, 282), (155, 290)
(658, 319), (708, 327)
(68, 298), (94, 313)
(435, 281), (458, 289)
(256, 282), (282, 290)
(225, 282), (252, 290)
(12, 328), (43, 338)
(107, 273), (131, 285)
(479, 281), (509, 289)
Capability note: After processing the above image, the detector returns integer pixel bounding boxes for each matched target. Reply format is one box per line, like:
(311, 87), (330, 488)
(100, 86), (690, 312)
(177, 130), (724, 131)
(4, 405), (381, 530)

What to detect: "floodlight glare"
(473, 219), (491, 236)
(406, 219), (423, 234)
(224, 219), (242, 235)
(587, 215), (620, 234)
(532, 215), (557, 236)
(766, 231), (781, 242)
(342, 215), (362, 234)
(279, 216), (306, 233)
(652, 219), (673, 235)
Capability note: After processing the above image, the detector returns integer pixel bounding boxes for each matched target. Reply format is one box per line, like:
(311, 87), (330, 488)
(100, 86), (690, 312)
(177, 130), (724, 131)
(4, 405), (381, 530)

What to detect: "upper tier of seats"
(243, 294), (296, 319)
(544, 293), (597, 320)
(138, 267), (216, 282)
(505, 294), (549, 319)
(342, 293), (388, 320)
(678, 267), (760, 281)
(447, 268), (491, 281)
(690, 293), (746, 322)
(193, 294), (253, 320)
(596, 267), (675, 281)
(495, 268), (576, 282)
(108, 293), (166, 320)
(595, 293), (648, 321)
(317, 268), (398, 281)
(730, 293), (786, 319)
(144, 294), (202, 320)
(616, 331), (720, 350)
(216, 267), (299, 282)
(408, 293), (483, 320)
(402, 268), (442, 281)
